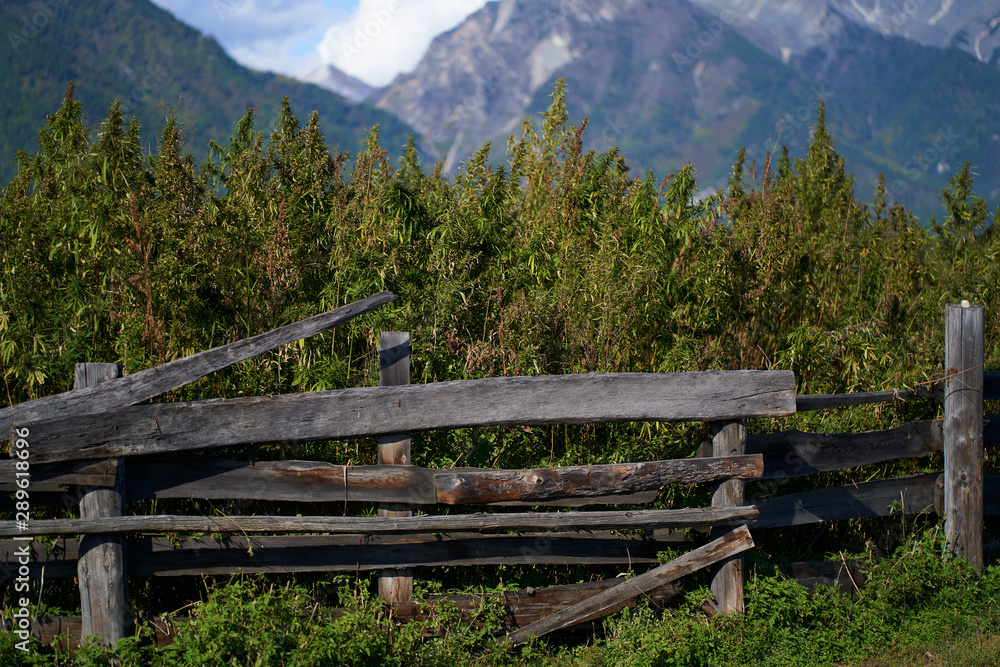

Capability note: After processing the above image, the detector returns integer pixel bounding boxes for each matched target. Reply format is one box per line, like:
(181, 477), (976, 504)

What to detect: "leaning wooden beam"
(390, 578), (682, 629)
(0, 291), (396, 447)
(753, 473), (938, 528)
(0, 506), (759, 538)
(505, 524), (755, 644)
(697, 420), (943, 479)
(19, 370), (796, 463)
(112, 455), (762, 505)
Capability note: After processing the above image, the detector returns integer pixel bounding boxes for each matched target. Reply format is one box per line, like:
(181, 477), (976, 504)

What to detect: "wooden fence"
(1, 296), (996, 651)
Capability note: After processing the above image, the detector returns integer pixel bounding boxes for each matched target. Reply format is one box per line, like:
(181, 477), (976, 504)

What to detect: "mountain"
(688, 0), (1000, 67)
(376, 0), (812, 178)
(301, 64), (376, 104)
(374, 0), (1000, 220)
(0, 0), (414, 183)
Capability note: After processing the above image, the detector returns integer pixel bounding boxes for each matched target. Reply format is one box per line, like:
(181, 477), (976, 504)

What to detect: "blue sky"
(149, 0), (488, 86)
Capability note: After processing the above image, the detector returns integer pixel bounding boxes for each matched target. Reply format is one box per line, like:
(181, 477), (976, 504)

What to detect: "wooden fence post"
(710, 419), (747, 613)
(944, 302), (984, 573)
(377, 332), (413, 604)
(75, 363), (129, 645)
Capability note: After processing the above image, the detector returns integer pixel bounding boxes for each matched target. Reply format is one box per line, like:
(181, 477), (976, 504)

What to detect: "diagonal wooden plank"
(1, 291), (396, 447)
(504, 524), (755, 644)
(19, 370), (796, 463)
(0, 506), (760, 538)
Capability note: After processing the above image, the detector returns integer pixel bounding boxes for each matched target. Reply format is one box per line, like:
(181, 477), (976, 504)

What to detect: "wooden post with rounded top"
(944, 302), (984, 573)
(76, 363), (129, 646)
(377, 332), (413, 603)
(710, 419), (747, 613)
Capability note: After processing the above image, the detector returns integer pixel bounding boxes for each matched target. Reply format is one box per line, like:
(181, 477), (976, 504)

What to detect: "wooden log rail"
(696, 419), (952, 480)
(0, 454), (761, 507)
(0, 506), (760, 538)
(2, 530), (692, 578)
(10, 414), (1000, 508)
(796, 384), (941, 411)
(9, 469), (1000, 581)
(753, 474), (941, 528)
(13, 370), (797, 463)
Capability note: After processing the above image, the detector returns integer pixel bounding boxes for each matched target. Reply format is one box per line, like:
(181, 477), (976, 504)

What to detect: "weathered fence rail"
(0, 506), (761, 538)
(13, 370), (796, 463)
(1, 455), (763, 505)
(1, 299), (995, 651)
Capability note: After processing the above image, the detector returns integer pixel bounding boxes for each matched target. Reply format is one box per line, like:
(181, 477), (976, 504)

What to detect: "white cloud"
(317, 0), (489, 87)
(148, 0), (488, 87)
(149, 0), (345, 77)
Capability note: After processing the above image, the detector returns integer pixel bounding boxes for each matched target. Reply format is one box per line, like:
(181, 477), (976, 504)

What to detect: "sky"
(149, 0), (489, 87)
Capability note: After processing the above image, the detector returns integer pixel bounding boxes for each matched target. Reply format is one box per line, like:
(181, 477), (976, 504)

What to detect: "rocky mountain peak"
(300, 63), (376, 104)
(689, 0), (1000, 66)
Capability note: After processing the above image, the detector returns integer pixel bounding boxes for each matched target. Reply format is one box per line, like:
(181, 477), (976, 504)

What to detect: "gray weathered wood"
(0, 506), (759, 537)
(1, 292), (396, 447)
(710, 420), (746, 614)
(377, 331), (413, 604)
(695, 420), (945, 479)
(944, 302), (984, 573)
(434, 455), (763, 504)
(106, 456), (760, 505)
(131, 531), (687, 576)
(796, 383), (939, 411)
(2, 530), (692, 578)
(753, 473), (938, 528)
(74, 364), (128, 647)
(0, 538), (79, 579)
(490, 491), (659, 507)
(5, 450), (764, 499)
(19, 370), (797, 463)
(0, 458), (119, 488)
(505, 524), (755, 644)
(124, 458), (435, 504)
(119, 457), (691, 506)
